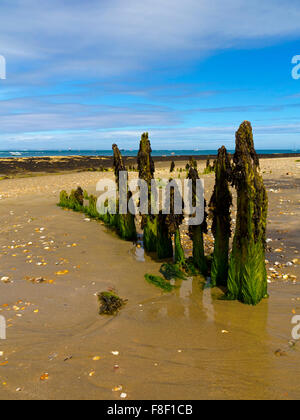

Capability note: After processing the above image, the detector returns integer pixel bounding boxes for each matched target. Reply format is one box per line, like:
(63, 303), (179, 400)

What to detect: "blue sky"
(0, 0), (300, 150)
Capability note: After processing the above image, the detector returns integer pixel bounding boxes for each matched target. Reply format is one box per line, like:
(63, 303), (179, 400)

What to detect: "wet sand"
(0, 157), (299, 400)
(1, 153), (299, 177)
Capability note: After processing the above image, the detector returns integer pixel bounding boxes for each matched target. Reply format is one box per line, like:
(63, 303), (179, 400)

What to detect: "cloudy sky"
(0, 0), (300, 150)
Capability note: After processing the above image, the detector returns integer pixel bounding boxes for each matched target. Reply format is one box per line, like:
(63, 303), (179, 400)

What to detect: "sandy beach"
(0, 156), (299, 400)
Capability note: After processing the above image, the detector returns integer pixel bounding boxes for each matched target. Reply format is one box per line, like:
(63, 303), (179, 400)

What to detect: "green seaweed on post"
(117, 208), (137, 241)
(227, 121), (268, 305)
(58, 187), (84, 212)
(69, 187), (84, 211)
(189, 225), (207, 275)
(58, 190), (69, 208)
(86, 194), (101, 219)
(73, 187), (84, 206)
(142, 215), (158, 252)
(174, 229), (185, 265)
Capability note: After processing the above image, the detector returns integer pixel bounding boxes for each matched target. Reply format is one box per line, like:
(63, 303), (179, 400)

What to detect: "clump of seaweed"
(160, 263), (187, 281)
(227, 121), (268, 305)
(58, 190), (69, 208)
(58, 187), (84, 211)
(209, 146), (232, 287)
(98, 291), (127, 315)
(145, 262), (188, 292)
(144, 274), (176, 292)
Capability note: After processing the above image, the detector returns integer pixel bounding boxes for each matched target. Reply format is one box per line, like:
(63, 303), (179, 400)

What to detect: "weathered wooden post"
(165, 183), (185, 265)
(157, 212), (173, 259)
(188, 167), (207, 275)
(137, 133), (157, 252)
(112, 144), (136, 241)
(227, 121), (268, 305)
(209, 146), (232, 286)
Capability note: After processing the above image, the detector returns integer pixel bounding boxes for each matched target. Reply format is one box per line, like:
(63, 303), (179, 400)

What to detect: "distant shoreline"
(0, 153), (299, 176)
(0, 149), (299, 159)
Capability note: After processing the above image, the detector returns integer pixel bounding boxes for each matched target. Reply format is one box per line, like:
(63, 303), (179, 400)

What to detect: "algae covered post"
(157, 211), (173, 259)
(112, 143), (137, 241)
(112, 143), (126, 186)
(227, 121), (268, 305)
(165, 182), (185, 265)
(209, 146), (232, 287)
(137, 132), (157, 252)
(187, 167), (207, 275)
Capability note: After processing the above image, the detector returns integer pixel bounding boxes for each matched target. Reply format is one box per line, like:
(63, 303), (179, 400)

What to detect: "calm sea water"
(0, 149), (299, 158)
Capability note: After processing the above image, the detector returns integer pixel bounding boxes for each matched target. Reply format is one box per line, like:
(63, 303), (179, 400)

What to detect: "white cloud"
(1, 1), (300, 149)
(0, 96), (182, 132)
(1, 0), (300, 81)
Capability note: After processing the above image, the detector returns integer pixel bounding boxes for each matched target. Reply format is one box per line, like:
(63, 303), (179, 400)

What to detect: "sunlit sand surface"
(0, 157), (299, 400)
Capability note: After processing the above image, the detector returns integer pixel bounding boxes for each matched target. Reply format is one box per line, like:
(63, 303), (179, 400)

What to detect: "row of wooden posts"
(59, 121), (268, 305)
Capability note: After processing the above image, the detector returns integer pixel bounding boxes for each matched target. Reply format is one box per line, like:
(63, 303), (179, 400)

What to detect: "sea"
(0, 149), (299, 158)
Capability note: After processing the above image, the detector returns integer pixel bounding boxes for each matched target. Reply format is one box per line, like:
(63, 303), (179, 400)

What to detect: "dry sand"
(0, 157), (299, 400)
